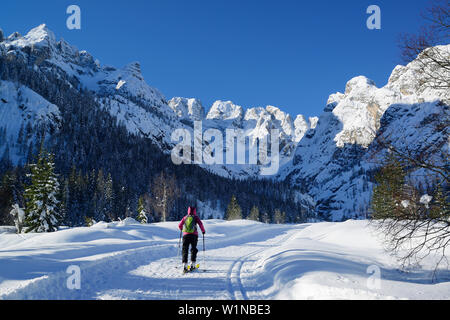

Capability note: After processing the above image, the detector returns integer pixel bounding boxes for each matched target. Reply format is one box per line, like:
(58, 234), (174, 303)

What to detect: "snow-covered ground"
(0, 219), (448, 300)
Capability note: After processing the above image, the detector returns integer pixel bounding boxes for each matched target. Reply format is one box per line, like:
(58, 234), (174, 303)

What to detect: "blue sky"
(0, 0), (431, 118)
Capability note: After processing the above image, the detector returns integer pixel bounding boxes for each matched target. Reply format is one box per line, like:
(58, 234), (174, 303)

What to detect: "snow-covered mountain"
(203, 101), (317, 147)
(0, 24), (447, 221)
(0, 24), (314, 179)
(0, 25), (192, 152)
(166, 98), (318, 178)
(279, 44), (449, 220)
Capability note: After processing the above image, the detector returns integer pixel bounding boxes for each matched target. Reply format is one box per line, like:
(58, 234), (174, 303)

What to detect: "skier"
(178, 206), (205, 273)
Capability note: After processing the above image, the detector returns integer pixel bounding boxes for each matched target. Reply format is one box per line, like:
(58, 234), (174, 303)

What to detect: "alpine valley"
(0, 24), (448, 224)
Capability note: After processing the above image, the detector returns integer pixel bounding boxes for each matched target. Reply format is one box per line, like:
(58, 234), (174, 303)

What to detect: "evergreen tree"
(225, 195), (242, 220)
(93, 169), (106, 222)
(137, 196), (148, 224)
(429, 183), (449, 220)
(23, 148), (62, 233)
(274, 209), (286, 224)
(370, 154), (407, 220)
(92, 170), (115, 222)
(0, 172), (16, 225)
(247, 205), (260, 221)
(59, 178), (69, 226)
(261, 211), (270, 224)
(104, 173), (114, 219)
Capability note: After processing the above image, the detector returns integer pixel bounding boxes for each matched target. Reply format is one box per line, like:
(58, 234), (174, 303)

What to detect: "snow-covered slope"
(0, 220), (448, 300)
(279, 44), (450, 221)
(0, 80), (60, 135)
(0, 79), (61, 163)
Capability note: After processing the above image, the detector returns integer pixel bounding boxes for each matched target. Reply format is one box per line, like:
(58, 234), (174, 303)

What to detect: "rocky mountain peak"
(206, 100), (244, 121)
(168, 97), (205, 121)
(344, 76), (376, 95)
(12, 24), (56, 49)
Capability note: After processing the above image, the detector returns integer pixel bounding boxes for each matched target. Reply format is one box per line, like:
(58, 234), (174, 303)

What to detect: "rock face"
(206, 100), (244, 122)
(165, 96), (317, 178)
(168, 97), (205, 122)
(203, 102), (316, 178)
(279, 44), (449, 220)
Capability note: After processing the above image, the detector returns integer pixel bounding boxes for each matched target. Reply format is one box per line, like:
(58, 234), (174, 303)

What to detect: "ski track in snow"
(226, 228), (301, 300)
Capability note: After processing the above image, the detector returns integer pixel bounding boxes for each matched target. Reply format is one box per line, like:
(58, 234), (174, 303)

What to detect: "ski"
(183, 264), (200, 274)
(192, 263), (200, 271)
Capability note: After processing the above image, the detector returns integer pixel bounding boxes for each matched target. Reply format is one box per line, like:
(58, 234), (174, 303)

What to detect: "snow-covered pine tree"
(225, 195), (242, 220)
(428, 183), (449, 220)
(370, 153), (407, 220)
(247, 205), (260, 221)
(104, 173), (114, 220)
(274, 209), (286, 224)
(93, 169), (106, 222)
(137, 196), (148, 224)
(23, 148), (62, 233)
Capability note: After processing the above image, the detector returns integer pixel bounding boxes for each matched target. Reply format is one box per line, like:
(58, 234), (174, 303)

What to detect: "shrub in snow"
(90, 221), (110, 229)
(85, 217), (96, 227)
(117, 217), (139, 226)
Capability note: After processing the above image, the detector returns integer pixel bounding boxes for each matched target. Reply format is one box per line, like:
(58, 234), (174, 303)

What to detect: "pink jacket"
(178, 207), (205, 236)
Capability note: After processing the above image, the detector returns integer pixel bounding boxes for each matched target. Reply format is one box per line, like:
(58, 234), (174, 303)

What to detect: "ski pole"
(176, 231), (182, 267)
(202, 232), (206, 271)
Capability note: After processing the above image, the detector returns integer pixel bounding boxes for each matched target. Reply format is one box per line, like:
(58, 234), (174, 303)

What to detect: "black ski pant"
(182, 234), (199, 264)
